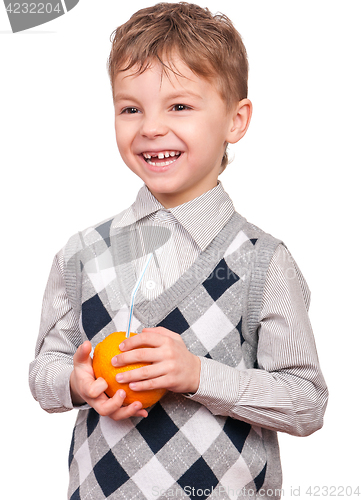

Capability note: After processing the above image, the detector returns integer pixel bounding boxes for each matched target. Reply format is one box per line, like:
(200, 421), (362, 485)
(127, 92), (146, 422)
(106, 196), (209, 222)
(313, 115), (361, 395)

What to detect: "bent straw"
(126, 253), (153, 338)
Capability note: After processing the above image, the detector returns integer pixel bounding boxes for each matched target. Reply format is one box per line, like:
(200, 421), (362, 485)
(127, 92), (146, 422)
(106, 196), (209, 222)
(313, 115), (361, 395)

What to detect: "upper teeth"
(143, 151), (180, 160)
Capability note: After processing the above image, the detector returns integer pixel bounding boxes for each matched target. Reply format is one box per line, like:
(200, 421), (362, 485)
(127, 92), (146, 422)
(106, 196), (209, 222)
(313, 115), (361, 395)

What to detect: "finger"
(115, 329), (179, 363)
(109, 400), (148, 421)
(73, 341), (92, 366)
(112, 345), (161, 367)
(119, 326), (181, 351)
(91, 388), (126, 416)
(119, 332), (163, 352)
(92, 390), (147, 419)
(84, 376), (108, 399)
(115, 361), (165, 384)
(129, 374), (170, 392)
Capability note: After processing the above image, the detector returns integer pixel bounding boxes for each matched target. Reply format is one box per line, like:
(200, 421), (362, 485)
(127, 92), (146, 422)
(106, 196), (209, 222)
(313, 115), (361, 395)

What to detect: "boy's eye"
(121, 107), (139, 114)
(172, 104), (191, 111)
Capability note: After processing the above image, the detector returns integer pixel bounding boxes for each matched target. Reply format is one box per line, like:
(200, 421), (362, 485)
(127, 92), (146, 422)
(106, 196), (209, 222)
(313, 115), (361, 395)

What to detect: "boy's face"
(113, 58), (249, 207)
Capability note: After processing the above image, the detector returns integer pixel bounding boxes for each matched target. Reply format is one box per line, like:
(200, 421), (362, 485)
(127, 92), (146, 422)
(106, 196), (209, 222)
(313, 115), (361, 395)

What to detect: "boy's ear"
(226, 99), (252, 144)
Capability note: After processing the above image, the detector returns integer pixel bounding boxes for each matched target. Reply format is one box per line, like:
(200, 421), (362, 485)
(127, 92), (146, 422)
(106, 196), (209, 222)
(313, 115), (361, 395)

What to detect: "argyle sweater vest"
(64, 212), (283, 500)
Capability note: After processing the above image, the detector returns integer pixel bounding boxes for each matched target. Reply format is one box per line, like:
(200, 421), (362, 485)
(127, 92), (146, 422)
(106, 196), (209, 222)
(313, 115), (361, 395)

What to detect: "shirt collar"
(170, 182), (235, 250)
(113, 181), (235, 251)
(112, 185), (163, 228)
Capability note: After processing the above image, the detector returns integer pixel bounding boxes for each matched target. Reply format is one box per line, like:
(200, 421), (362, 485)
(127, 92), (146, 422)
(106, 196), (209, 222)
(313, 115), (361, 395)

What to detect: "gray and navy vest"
(64, 211), (283, 500)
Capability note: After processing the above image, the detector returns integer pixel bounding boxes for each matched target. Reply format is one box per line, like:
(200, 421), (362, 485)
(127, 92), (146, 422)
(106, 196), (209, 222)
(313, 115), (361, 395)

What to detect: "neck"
(148, 182), (219, 209)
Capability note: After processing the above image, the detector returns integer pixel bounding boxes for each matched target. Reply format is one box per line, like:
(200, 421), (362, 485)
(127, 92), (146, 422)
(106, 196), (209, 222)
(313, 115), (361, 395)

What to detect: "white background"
(1, 1), (361, 498)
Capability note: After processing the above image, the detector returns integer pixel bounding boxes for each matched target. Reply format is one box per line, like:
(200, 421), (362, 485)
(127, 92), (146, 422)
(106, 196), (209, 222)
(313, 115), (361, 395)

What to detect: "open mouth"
(141, 150), (182, 167)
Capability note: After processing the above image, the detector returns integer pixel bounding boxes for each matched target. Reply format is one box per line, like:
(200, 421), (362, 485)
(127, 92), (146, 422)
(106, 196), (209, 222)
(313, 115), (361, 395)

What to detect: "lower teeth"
(148, 159), (175, 166)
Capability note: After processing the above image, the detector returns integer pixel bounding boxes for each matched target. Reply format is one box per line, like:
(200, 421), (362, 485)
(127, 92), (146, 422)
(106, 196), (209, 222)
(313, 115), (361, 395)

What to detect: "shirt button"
(145, 280), (156, 290)
(158, 210), (168, 220)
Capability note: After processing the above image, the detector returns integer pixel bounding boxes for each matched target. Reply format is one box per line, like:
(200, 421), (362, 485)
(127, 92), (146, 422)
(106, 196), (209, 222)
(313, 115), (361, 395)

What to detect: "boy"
(29, 3), (328, 499)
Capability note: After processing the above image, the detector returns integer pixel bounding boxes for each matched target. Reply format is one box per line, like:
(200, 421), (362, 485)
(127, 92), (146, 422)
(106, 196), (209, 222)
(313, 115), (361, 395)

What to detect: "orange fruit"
(92, 331), (167, 408)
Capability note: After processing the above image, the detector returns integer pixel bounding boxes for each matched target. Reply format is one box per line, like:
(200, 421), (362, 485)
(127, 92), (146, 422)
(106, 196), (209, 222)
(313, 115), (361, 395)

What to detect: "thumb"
(74, 341), (92, 366)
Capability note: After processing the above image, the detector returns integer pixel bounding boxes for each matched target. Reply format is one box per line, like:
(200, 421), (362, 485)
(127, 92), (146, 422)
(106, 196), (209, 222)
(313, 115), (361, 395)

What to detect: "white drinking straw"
(126, 253), (153, 338)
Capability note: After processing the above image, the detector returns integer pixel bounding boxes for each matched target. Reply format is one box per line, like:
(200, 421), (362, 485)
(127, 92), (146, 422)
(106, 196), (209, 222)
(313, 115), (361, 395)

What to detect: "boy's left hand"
(111, 327), (201, 394)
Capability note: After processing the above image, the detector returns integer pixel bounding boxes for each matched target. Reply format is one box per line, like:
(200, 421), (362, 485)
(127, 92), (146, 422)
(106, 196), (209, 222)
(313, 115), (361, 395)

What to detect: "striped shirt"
(30, 182), (328, 434)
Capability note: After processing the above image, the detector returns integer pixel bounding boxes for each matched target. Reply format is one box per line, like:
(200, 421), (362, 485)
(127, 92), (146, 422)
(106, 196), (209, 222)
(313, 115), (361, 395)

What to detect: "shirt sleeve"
(29, 250), (86, 413)
(187, 244), (329, 437)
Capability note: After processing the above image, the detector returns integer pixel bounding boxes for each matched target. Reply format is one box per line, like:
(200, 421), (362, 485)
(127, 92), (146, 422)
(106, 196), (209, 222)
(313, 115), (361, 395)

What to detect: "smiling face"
(113, 58), (251, 208)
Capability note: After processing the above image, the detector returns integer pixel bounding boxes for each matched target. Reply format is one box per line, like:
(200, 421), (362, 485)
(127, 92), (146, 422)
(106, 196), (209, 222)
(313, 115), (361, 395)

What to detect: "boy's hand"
(111, 327), (201, 394)
(70, 341), (148, 420)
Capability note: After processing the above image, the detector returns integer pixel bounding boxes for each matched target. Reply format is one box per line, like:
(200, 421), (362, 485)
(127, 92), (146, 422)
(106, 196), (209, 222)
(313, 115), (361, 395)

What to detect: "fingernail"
(119, 342), (125, 351)
(117, 389), (125, 398)
(116, 373), (124, 382)
(111, 356), (118, 366)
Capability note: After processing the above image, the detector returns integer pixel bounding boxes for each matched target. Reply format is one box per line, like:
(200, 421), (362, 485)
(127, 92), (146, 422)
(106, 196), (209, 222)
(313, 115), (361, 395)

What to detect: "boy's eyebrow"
(114, 93), (134, 103)
(114, 89), (203, 103)
(163, 89), (204, 101)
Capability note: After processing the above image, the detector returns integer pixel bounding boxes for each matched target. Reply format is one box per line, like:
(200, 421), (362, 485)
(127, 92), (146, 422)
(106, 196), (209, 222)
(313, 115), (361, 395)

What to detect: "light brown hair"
(108, 2), (249, 172)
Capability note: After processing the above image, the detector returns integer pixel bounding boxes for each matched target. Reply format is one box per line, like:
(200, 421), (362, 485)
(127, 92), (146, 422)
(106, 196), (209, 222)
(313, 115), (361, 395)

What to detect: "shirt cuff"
(185, 356), (240, 415)
(54, 366), (91, 411)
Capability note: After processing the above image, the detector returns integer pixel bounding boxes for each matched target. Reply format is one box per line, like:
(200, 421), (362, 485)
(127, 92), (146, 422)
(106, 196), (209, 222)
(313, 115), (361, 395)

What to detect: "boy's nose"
(140, 114), (169, 139)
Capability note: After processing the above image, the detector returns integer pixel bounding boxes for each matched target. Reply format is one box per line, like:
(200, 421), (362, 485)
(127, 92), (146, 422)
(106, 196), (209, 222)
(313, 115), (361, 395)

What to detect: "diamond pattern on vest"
(69, 282), (267, 499)
(178, 457), (219, 499)
(82, 294), (112, 340)
(136, 404), (179, 454)
(66, 217), (281, 499)
(157, 307), (189, 334)
(202, 258), (240, 301)
(93, 450), (129, 497)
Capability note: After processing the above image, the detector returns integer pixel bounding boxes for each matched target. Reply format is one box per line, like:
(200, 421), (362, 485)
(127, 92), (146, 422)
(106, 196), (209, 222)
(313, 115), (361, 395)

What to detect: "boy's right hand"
(70, 341), (148, 420)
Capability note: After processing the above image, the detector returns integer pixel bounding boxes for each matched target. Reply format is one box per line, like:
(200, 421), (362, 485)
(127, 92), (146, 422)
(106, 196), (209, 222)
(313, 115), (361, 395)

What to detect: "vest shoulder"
(230, 212), (282, 249)
(62, 211), (126, 264)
